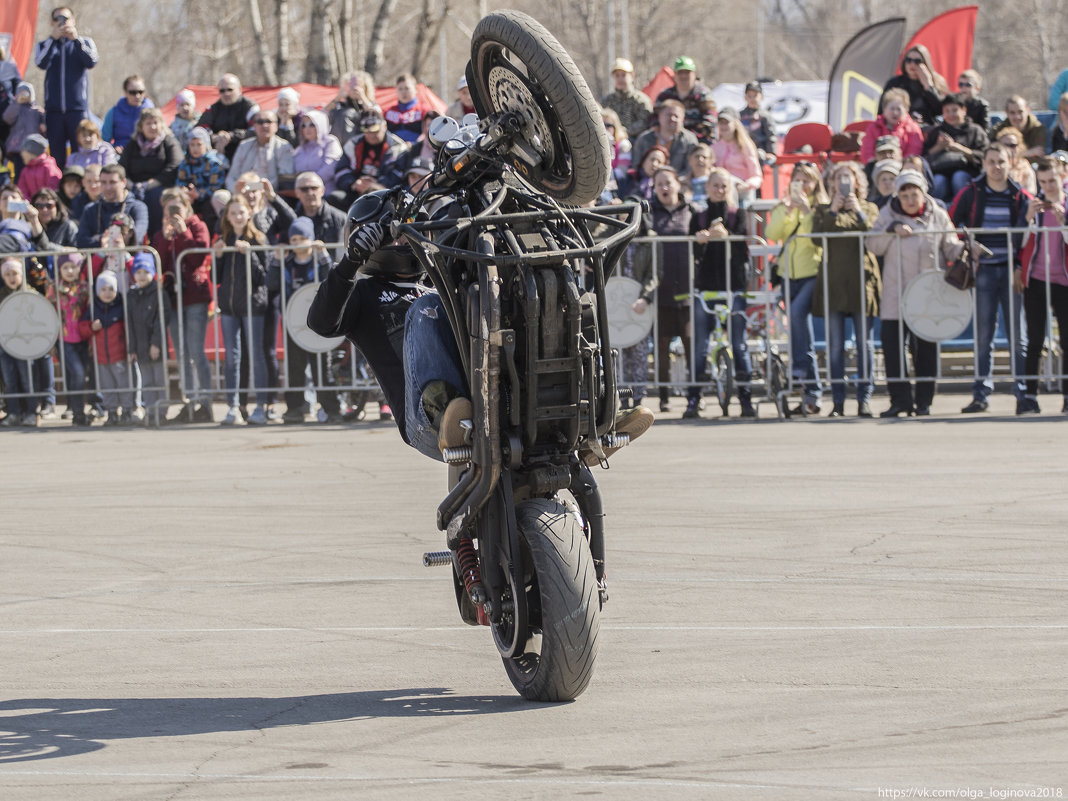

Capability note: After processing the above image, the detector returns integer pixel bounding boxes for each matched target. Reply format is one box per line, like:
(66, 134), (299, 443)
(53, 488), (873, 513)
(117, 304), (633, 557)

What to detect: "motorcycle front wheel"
(467, 10), (611, 207)
(499, 498), (600, 701)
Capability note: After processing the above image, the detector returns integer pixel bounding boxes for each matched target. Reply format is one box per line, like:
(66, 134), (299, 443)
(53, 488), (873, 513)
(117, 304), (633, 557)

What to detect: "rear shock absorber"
(455, 537), (487, 605)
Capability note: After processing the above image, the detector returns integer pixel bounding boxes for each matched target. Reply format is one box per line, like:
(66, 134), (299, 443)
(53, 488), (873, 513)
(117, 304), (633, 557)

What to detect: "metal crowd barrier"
(0, 246), (168, 419)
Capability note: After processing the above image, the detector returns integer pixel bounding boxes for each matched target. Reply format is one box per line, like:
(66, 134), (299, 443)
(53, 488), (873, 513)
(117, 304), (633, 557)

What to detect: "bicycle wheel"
(467, 11), (611, 206)
(714, 349), (734, 416)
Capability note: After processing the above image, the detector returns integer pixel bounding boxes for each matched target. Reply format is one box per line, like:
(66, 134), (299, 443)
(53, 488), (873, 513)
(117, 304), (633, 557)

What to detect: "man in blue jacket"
(33, 6), (98, 168)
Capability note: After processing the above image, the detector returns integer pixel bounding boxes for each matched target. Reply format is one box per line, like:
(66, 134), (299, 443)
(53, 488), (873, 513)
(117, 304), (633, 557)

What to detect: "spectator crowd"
(2, 7), (1068, 427)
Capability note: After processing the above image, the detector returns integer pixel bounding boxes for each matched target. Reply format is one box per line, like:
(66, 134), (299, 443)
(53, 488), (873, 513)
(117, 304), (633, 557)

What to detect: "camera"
(244, 181), (264, 192)
(8, 199), (30, 214)
(837, 175), (853, 197)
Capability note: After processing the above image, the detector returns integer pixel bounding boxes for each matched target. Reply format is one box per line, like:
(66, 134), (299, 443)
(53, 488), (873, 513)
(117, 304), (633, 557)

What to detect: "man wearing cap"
(197, 74), (260, 161)
(738, 81), (776, 162)
(33, 6), (98, 169)
(76, 163), (149, 248)
(330, 110), (409, 209)
(446, 75), (475, 120)
(949, 142), (1031, 414)
(654, 56), (717, 143)
(631, 99), (698, 174)
(601, 58), (653, 141)
(225, 109), (296, 192)
(293, 171), (346, 259)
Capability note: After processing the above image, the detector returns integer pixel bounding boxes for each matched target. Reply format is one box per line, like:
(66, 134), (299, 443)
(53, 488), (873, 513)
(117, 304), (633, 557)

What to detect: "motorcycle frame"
(397, 182), (640, 629)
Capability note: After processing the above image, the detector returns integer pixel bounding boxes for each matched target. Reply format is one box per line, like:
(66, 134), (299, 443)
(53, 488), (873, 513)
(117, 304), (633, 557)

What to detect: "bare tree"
(247, 0), (278, 84)
(365, 0), (399, 81)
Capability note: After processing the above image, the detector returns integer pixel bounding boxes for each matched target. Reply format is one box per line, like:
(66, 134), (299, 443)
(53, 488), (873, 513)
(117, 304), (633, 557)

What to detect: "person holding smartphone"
(33, 7), (98, 169)
(811, 162), (880, 418)
(765, 161), (828, 416)
(1015, 157), (1068, 415)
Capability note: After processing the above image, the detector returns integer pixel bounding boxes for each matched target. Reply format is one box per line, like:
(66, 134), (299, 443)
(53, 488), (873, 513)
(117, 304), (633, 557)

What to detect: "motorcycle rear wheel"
(501, 498), (600, 701)
(467, 10), (611, 206)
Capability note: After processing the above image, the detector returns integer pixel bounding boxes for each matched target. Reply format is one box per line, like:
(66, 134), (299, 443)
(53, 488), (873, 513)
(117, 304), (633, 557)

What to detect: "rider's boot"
(580, 406), (655, 466)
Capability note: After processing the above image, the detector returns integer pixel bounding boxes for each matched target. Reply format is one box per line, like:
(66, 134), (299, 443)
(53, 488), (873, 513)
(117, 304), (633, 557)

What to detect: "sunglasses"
(218, 87), (235, 94)
(904, 57), (923, 64)
(127, 89), (145, 96)
(958, 81), (973, 88)
(34, 201), (57, 209)
(253, 118), (275, 125)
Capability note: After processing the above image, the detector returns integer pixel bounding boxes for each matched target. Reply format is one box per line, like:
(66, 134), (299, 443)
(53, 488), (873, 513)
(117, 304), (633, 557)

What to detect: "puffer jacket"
(765, 203), (822, 280)
(215, 236), (272, 317)
(866, 196), (964, 320)
(78, 295), (126, 364)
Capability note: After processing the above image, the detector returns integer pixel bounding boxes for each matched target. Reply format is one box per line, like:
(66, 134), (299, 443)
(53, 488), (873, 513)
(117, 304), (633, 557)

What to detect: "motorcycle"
(384, 11), (640, 701)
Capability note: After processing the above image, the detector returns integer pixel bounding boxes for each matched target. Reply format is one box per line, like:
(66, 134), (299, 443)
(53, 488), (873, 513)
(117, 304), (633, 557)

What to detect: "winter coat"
(17, 153), (61, 199)
(67, 141), (118, 170)
(125, 281), (171, 361)
(56, 279), (90, 343)
(292, 111), (343, 193)
(198, 96), (259, 160)
(811, 200), (881, 317)
(865, 197), (963, 320)
(689, 202), (749, 294)
(880, 74), (944, 126)
(78, 294), (127, 364)
(860, 115), (924, 164)
(225, 134), (296, 192)
(1018, 209), (1068, 287)
(119, 133), (182, 186)
(648, 195), (693, 306)
(2, 89), (44, 155)
(76, 195), (149, 248)
(765, 202), (822, 280)
(215, 236), (273, 317)
(102, 96), (154, 150)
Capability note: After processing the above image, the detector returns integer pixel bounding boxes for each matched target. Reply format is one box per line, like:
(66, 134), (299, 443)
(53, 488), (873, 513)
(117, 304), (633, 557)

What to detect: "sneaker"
(438, 397), (473, 453)
(857, 401), (873, 418)
(221, 405), (241, 426)
(1016, 397), (1041, 415)
(283, 409), (305, 424)
(61, 409), (74, 420)
(38, 403), (56, 419)
(682, 399), (700, 419)
(266, 406), (281, 422)
(790, 401), (821, 417)
(105, 410), (120, 426)
(380, 403), (393, 421)
(961, 399), (988, 414)
(72, 415), (91, 427)
(581, 406), (655, 466)
(321, 412), (344, 425)
(193, 404), (214, 423)
(0, 413), (16, 427)
(247, 405), (268, 425)
(829, 402), (845, 418)
(20, 412), (39, 427)
(169, 402), (195, 424)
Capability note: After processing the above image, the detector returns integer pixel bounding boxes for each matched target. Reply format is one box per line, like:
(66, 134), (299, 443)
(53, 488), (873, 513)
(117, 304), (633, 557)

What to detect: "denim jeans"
(0, 350), (37, 416)
(786, 275), (822, 402)
(825, 311), (874, 406)
(972, 265), (1026, 401)
(34, 354), (56, 407)
(690, 293), (752, 403)
(220, 314), (268, 405)
(168, 301), (213, 403)
(61, 340), (90, 417)
(403, 293), (466, 461)
(931, 171), (972, 202)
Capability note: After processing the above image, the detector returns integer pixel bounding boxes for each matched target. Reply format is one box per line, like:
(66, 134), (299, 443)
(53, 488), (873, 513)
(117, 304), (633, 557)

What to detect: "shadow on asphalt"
(0, 689), (534, 763)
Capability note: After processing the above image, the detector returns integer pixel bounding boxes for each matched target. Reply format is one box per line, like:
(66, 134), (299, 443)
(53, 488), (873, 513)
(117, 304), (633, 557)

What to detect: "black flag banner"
(827, 18), (907, 131)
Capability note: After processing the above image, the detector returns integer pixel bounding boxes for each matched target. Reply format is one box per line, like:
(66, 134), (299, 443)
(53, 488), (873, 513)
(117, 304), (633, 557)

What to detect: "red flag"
(0, 0), (39, 76)
(642, 67), (675, 103)
(901, 5), (978, 92)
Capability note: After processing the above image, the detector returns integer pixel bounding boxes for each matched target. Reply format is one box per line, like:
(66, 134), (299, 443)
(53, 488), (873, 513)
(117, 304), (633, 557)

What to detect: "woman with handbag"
(866, 170), (963, 417)
(765, 161), (827, 416)
(811, 162), (880, 418)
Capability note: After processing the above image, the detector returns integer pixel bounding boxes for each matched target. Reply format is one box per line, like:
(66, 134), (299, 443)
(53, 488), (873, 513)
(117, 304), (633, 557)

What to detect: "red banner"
(901, 5), (978, 92)
(0, 0), (39, 76)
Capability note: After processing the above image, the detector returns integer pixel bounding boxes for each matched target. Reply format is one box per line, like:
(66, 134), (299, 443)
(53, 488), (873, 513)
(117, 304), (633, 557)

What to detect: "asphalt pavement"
(1, 392), (1066, 799)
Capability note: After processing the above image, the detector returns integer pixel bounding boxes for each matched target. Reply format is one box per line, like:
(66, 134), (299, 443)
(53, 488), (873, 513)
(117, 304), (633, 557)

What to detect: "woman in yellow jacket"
(765, 161), (827, 415)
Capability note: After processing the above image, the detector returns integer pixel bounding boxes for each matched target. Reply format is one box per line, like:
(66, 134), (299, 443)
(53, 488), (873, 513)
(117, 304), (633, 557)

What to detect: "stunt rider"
(307, 190), (654, 463)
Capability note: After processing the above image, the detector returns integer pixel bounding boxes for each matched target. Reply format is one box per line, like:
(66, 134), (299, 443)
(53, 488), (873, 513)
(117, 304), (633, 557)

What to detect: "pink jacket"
(712, 140), (762, 191)
(17, 153), (62, 199)
(860, 115), (924, 164)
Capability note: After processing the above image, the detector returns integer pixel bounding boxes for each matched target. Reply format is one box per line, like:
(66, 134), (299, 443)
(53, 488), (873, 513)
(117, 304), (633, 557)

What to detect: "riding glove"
(347, 222), (385, 264)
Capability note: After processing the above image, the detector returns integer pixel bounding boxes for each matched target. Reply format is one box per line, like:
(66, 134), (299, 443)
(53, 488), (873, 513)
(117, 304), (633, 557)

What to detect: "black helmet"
(345, 190), (423, 278)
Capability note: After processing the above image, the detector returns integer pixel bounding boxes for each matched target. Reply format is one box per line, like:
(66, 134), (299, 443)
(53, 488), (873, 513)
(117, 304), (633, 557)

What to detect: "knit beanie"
(277, 87), (300, 106)
(189, 127), (212, 148)
(21, 134), (48, 158)
(96, 271), (119, 293)
(131, 252), (157, 278)
(176, 89), (196, 108)
(288, 217), (315, 241)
